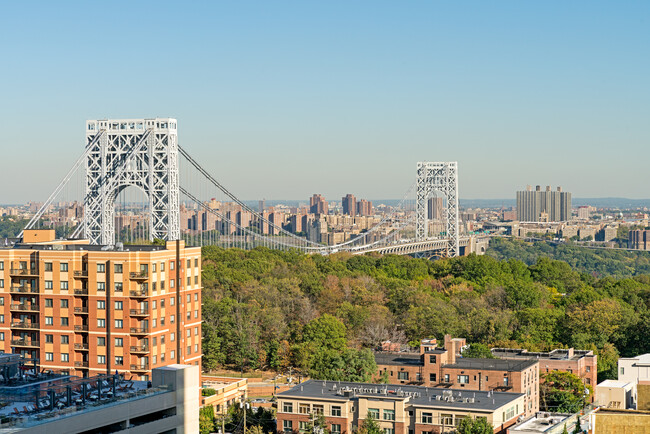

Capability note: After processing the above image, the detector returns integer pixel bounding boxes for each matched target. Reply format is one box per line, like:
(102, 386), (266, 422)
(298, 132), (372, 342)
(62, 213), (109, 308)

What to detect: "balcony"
(130, 308), (149, 317)
(10, 303), (39, 312)
(129, 289), (148, 298)
(130, 345), (150, 354)
(74, 307), (89, 314)
(11, 339), (39, 348)
(129, 271), (148, 280)
(74, 361), (89, 368)
(130, 326), (149, 335)
(74, 325), (89, 332)
(9, 268), (38, 277)
(130, 364), (150, 372)
(74, 343), (89, 351)
(74, 289), (89, 295)
(73, 270), (88, 279)
(10, 322), (39, 330)
(9, 285), (38, 294)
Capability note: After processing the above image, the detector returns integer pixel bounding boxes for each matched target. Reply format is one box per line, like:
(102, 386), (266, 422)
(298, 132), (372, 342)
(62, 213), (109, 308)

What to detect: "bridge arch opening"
(111, 184), (152, 245)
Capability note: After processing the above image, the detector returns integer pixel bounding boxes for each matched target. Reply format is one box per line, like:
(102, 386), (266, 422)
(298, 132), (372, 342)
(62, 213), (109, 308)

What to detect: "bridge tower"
(415, 162), (459, 257)
(84, 118), (180, 245)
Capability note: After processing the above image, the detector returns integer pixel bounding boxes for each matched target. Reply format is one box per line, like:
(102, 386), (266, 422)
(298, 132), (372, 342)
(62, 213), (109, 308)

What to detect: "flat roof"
(445, 358), (538, 372)
(597, 380), (633, 388)
(279, 380), (523, 412)
(491, 348), (593, 362)
(10, 243), (167, 252)
(510, 412), (573, 432)
(374, 353), (423, 367)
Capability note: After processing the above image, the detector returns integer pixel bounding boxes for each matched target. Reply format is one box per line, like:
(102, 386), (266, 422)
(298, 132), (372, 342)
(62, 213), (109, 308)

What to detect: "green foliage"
(309, 348), (377, 382)
(573, 417), (582, 434)
(0, 216), (29, 238)
(199, 405), (215, 434)
(457, 415), (493, 434)
(540, 371), (592, 413)
(461, 343), (495, 359)
(357, 414), (382, 434)
(201, 388), (216, 397)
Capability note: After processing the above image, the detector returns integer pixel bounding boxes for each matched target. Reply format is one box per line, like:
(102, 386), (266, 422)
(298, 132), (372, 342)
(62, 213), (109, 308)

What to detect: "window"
(97, 263), (105, 273)
(97, 337), (105, 346)
(186, 294), (191, 303)
(45, 334), (53, 343)
(114, 319), (123, 328)
(45, 298), (53, 307)
(97, 300), (105, 309)
(170, 297), (175, 306)
(114, 301), (123, 310)
(161, 300), (165, 308)
(45, 316), (53, 325)
(61, 299), (68, 308)
(153, 355), (157, 365)
(299, 404), (310, 414)
(0, 332), (3, 341)
(152, 263), (156, 272)
(45, 352), (53, 361)
(195, 327), (199, 336)
(383, 429), (394, 434)
(153, 282), (157, 291)
(398, 371), (409, 380)
(332, 425), (341, 434)
(195, 310), (199, 318)
(114, 264), (123, 274)
(161, 336), (165, 345)
(194, 293), (198, 301)
(97, 282), (105, 291)
(299, 421), (309, 433)
(160, 317), (165, 326)
(170, 350), (175, 359)
(504, 376), (509, 386)
(195, 275), (199, 284)
(383, 409), (395, 421)
(97, 318), (105, 328)
(170, 261), (174, 270)
(114, 282), (123, 292)
(115, 356), (123, 366)
(283, 402), (293, 413)
(170, 315), (175, 323)
(367, 408), (380, 419)
(187, 312), (191, 320)
(429, 373), (436, 382)
(187, 277), (191, 286)
(170, 279), (175, 288)
(187, 329), (191, 337)
(97, 355), (106, 364)
(0, 314), (3, 323)
(187, 346), (191, 355)
(441, 414), (453, 425)
(421, 412), (433, 424)
(187, 259), (191, 268)
(152, 300), (157, 310)
(195, 258), (198, 268)
(152, 318), (157, 328)
(194, 344), (198, 352)
(61, 353), (69, 362)
(170, 332), (175, 341)
(45, 262), (52, 271)
(161, 281), (165, 290)
(621, 367), (624, 375)
(444, 374), (450, 383)
(586, 378), (591, 384)
(458, 375), (469, 384)
(61, 335), (69, 344)
(429, 355), (436, 363)
(60, 281), (68, 290)
(45, 280), (53, 289)
(61, 317), (69, 326)
(161, 353), (165, 362)
(331, 405), (341, 416)
(283, 420), (293, 432)
(60, 263), (68, 272)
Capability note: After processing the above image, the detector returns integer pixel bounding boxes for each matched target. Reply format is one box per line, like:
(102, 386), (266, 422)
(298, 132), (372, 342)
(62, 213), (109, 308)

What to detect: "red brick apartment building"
(277, 380), (525, 434)
(375, 336), (539, 418)
(0, 229), (202, 380)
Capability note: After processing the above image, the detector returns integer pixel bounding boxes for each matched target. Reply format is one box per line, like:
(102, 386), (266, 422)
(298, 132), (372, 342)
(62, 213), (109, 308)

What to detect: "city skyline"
(1, 2), (649, 203)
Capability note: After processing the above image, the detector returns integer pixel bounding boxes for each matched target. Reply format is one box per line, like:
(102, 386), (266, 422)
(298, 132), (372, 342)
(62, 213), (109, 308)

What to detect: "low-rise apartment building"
(0, 229), (202, 380)
(277, 380), (525, 434)
(375, 336), (539, 418)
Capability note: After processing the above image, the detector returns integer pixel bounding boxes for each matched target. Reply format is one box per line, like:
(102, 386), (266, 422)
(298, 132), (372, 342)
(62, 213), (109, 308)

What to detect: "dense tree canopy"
(200, 244), (650, 382)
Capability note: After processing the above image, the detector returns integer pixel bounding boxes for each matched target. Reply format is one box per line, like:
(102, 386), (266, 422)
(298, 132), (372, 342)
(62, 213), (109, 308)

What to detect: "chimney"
(444, 334), (456, 364)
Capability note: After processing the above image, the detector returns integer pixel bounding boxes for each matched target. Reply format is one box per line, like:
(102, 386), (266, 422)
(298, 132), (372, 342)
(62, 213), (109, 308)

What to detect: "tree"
(461, 343), (495, 359)
(573, 417), (582, 434)
(561, 424), (569, 434)
(540, 371), (592, 413)
(302, 314), (348, 352)
(457, 415), (493, 434)
(357, 414), (382, 434)
(199, 405), (215, 434)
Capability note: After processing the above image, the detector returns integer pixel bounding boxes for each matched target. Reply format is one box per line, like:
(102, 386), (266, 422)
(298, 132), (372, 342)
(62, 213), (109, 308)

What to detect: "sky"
(1, 1), (649, 203)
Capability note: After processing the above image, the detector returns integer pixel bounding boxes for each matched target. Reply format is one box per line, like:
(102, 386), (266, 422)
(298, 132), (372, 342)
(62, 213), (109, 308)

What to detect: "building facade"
(516, 185), (571, 222)
(375, 337), (539, 418)
(277, 380), (525, 434)
(629, 230), (650, 251)
(0, 230), (202, 380)
(342, 194), (357, 216)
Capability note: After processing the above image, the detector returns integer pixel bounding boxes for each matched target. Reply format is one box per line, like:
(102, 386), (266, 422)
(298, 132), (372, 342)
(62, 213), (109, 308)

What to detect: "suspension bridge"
(21, 118), (488, 259)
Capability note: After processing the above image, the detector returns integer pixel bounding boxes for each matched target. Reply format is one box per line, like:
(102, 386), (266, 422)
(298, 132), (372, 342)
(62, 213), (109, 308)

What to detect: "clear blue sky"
(1, 1), (648, 203)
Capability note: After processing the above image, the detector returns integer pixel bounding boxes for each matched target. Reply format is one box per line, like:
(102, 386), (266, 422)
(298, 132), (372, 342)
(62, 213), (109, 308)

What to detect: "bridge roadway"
(336, 236), (490, 258)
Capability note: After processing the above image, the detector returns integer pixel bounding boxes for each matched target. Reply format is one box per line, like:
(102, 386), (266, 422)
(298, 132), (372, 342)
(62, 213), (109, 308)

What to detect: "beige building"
(0, 229), (202, 380)
(277, 380), (525, 434)
(595, 380), (636, 409)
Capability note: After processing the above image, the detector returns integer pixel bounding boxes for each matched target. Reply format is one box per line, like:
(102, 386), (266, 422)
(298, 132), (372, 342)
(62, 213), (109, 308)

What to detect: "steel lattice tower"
(415, 162), (459, 257)
(84, 118), (180, 245)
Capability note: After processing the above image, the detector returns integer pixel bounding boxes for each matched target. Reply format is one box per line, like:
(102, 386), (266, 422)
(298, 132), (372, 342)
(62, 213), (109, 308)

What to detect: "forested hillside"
(200, 246), (650, 382)
(487, 237), (650, 277)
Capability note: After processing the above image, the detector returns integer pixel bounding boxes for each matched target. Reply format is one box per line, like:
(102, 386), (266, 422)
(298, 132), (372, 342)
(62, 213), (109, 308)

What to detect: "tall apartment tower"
(0, 230), (202, 380)
(309, 194), (328, 215)
(516, 185), (571, 222)
(341, 194), (357, 216)
(357, 199), (373, 216)
(427, 196), (444, 220)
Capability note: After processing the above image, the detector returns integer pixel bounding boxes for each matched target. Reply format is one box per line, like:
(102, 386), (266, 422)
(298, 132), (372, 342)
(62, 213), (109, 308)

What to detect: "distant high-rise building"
(342, 194), (357, 216)
(258, 199), (265, 213)
(427, 197), (443, 220)
(357, 199), (373, 216)
(516, 185), (571, 222)
(577, 206), (589, 220)
(629, 230), (650, 251)
(309, 194), (328, 215)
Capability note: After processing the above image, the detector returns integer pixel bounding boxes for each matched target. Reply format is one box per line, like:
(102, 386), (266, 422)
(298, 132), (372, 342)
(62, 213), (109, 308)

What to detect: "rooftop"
(509, 412), (574, 432)
(374, 353), (423, 367)
(279, 380), (523, 412)
(7, 242), (166, 252)
(491, 348), (593, 362)
(620, 353), (650, 366)
(597, 380), (633, 388)
(444, 358), (538, 372)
